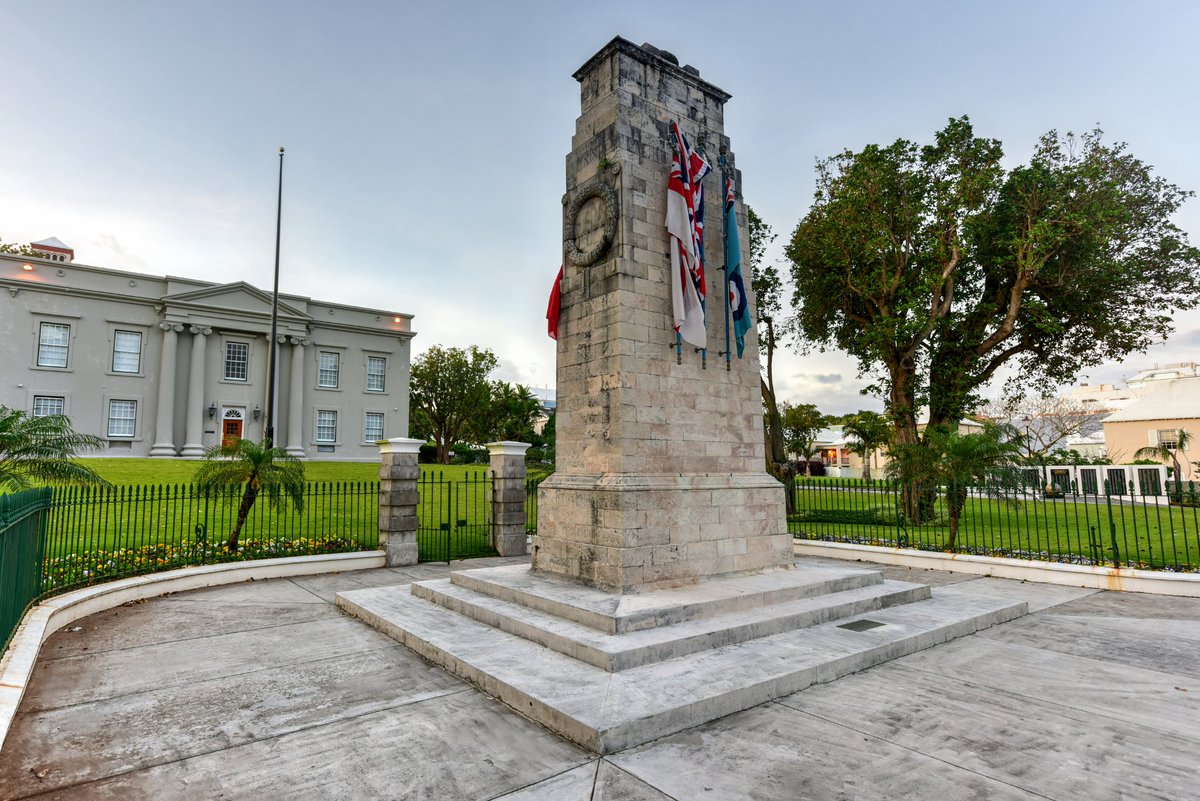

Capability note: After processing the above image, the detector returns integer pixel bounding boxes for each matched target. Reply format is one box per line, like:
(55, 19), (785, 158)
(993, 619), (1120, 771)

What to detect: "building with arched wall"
(1, 246), (414, 460)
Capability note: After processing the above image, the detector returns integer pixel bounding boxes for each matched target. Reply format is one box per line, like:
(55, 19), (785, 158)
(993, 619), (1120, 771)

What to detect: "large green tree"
(788, 118), (1200, 503)
(473, 381), (543, 444)
(0, 406), (108, 492)
(409, 345), (498, 464)
(780, 402), (827, 476)
(194, 438), (305, 552)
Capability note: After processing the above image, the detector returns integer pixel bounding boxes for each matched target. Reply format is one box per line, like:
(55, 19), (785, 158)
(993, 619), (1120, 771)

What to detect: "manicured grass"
(789, 482), (1200, 570)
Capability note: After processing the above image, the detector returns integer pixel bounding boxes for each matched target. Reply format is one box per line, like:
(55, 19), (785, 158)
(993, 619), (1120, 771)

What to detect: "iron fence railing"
(416, 469), (495, 562)
(1, 488), (53, 653)
(789, 476), (1200, 571)
(45, 481), (379, 593)
(525, 475), (547, 534)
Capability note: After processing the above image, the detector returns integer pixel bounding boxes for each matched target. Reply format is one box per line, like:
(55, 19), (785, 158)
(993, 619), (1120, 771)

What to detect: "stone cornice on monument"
(572, 36), (733, 103)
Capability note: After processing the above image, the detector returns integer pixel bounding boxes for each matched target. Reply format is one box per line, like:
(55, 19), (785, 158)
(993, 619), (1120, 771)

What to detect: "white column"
(149, 323), (183, 457)
(286, 337), (308, 457)
(179, 326), (212, 457)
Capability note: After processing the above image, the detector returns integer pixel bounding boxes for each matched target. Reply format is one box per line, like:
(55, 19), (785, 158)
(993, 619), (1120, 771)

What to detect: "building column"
(487, 441), (531, 556)
(180, 326), (212, 457)
(378, 438), (424, 566)
(286, 337), (308, 457)
(149, 323), (183, 457)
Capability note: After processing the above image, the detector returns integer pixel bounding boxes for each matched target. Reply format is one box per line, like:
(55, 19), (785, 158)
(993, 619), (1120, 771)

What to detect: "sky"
(3, 0), (1199, 415)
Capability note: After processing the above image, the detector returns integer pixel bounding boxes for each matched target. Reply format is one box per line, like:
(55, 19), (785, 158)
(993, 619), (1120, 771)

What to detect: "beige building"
(1, 244), (414, 460)
(1102, 377), (1200, 480)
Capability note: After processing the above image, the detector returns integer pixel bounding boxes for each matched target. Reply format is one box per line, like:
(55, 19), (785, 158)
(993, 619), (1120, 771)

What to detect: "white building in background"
(1, 242), (415, 460)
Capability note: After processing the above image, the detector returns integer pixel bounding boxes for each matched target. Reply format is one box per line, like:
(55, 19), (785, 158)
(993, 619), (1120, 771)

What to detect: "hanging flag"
(666, 121), (710, 348)
(546, 265), (563, 340)
(725, 174), (751, 357)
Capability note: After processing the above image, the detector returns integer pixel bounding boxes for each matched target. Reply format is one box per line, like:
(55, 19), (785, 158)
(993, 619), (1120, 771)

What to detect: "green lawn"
(789, 483), (1200, 570)
(76, 458), (501, 485)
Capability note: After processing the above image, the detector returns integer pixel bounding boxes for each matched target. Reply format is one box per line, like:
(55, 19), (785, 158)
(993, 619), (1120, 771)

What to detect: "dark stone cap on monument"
(572, 36), (733, 103)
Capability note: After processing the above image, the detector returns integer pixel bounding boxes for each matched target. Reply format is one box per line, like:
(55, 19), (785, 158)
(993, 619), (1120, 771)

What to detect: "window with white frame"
(366, 356), (386, 392)
(225, 341), (249, 381)
(37, 322), (70, 368)
(364, 412), (384, 442)
(32, 396), (64, 417)
(1156, 430), (1182, 450)
(107, 400), (137, 438)
(112, 330), (142, 373)
(316, 410), (337, 442)
(318, 352), (340, 388)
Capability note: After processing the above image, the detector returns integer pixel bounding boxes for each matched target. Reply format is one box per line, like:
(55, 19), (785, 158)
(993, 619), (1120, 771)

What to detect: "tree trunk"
(436, 438), (451, 465)
(889, 360), (933, 523)
(227, 483), (260, 553)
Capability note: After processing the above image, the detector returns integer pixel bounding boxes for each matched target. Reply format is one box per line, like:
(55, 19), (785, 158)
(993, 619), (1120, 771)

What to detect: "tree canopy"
(787, 117), (1200, 455)
(0, 406), (108, 492)
(409, 345), (498, 464)
(780, 402), (827, 476)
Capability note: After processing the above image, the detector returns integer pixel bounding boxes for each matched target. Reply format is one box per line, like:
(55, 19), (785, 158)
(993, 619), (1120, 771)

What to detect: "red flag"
(546, 265), (563, 340)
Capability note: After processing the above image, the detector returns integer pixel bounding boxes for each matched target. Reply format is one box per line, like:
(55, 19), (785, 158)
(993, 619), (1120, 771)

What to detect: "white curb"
(0, 550), (385, 752)
(795, 540), (1200, 597)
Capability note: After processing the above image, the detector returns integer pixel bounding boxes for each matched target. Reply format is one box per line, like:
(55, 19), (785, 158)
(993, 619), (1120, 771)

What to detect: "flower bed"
(42, 537), (371, 593)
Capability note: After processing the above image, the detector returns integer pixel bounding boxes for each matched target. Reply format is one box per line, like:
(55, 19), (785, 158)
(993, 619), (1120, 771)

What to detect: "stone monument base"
(336, 560), (1026, 753)
(532, 472), (794, 591)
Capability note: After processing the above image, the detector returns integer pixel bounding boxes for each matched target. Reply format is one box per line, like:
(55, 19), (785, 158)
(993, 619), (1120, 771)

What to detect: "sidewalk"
(1, 555), (1198, 800)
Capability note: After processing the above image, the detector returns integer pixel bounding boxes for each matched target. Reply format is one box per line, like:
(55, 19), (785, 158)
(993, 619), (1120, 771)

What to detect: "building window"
(32, 396), (65, 417)
(366, 356), (386, 392)
(1156, 430), (1181, 450)
(37, 322), (70, 368)
(364, 412), (384, 442)
(112, 330), (142, 373)
(225, 342), (249, 381)
(316, 410), (337, 442)
(107, 400), (137, 438)
(318, 351), (340, 388)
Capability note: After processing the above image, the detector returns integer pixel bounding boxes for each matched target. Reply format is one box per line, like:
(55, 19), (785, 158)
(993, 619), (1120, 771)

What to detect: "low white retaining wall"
(0, 550), (385, 752)
(795, 539), (1200, 597)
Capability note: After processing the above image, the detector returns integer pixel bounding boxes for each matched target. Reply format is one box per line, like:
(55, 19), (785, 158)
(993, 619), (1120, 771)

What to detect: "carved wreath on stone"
(563, 176), (618, 267)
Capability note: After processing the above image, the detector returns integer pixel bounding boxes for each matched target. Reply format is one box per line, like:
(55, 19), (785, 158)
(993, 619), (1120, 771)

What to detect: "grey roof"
(30, 236), (71, 250)
(1103, 377), (1200, 423)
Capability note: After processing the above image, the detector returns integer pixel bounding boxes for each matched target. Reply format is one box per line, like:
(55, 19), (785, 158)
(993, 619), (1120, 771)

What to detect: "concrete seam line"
(794, 540), (1200, 597)
(0, 551), (385, 752)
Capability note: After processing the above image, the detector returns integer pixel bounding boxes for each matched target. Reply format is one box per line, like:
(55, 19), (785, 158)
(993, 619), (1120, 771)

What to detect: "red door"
(222, 418), (243, 447)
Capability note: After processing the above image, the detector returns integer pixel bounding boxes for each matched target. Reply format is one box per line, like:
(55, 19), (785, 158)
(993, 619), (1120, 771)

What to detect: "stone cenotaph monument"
(338, 38), (1026, 754)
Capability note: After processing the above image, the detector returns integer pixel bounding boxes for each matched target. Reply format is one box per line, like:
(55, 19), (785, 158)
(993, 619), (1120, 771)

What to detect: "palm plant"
(193, 438), (305, 552)
(0, 406), (109, 492)
(841, 411), (891, 482)
(1135, 429), (1192, 498)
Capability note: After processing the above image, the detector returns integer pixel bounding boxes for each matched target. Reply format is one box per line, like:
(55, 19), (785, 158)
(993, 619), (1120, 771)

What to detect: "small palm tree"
(1135, 429), (1192, 498)
(841, 411), (891, 482)
(0, 406), (109, 492)
(193, 438), (305, 552)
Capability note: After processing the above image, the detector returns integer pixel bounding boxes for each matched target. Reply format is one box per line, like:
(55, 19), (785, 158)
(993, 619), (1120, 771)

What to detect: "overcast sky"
(4, 1), (1198, 415)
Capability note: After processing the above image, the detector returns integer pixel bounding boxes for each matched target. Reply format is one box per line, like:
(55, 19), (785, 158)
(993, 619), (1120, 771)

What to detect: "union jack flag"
(666, 121), (711, 348)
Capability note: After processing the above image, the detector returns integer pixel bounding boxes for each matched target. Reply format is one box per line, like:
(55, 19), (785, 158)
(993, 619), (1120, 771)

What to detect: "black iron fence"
(416, 469), (495, 562)
(1, 488), (53, 652)
(789, 476), (1200, 571)
(44, 481), (379, 593)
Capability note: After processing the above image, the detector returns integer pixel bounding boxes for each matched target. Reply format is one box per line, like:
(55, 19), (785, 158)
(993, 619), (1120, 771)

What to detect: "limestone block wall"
(533, 38), (791, 592)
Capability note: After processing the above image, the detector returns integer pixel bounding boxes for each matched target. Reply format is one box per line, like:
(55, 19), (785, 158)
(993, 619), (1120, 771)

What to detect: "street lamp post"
(264, 147), (284, 448)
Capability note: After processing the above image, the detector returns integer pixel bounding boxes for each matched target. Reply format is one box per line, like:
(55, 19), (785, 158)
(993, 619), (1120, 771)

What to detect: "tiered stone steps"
(337, 562), (1026, 753)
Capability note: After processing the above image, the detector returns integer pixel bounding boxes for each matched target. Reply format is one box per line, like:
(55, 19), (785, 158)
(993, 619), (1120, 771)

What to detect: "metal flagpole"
(719, 148), (732, 372)
(264, 146), (284, 448)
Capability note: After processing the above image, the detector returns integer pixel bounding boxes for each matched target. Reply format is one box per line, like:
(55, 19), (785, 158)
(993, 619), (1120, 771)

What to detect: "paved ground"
(1, 555), (1199, 800)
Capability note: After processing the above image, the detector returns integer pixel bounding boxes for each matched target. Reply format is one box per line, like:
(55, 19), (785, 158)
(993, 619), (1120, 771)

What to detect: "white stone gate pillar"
(487, 441), (531, 557)
(378, 438), (424, 566)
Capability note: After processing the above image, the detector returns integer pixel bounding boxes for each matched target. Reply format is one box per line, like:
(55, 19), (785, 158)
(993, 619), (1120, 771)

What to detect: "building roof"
(30, 236), (71, 250)
(1103, 377), (1200, 423)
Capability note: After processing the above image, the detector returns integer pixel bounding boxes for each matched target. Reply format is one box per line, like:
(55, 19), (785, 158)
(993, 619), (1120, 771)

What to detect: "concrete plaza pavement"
(1, 555), (1198, 800)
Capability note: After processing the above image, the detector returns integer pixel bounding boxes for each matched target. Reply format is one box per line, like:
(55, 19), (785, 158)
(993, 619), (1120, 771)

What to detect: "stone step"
(449, 563), (885, 634)
(412, 577), (931, 671)
(336, 584), (1026, 754)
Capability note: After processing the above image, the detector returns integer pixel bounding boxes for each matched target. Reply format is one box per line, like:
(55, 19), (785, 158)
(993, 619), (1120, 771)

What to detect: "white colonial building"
(1, 243), (414, 460)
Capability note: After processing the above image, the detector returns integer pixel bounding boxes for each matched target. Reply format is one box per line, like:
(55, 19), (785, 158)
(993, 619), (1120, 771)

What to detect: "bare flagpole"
(264, 146), (284, 448)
